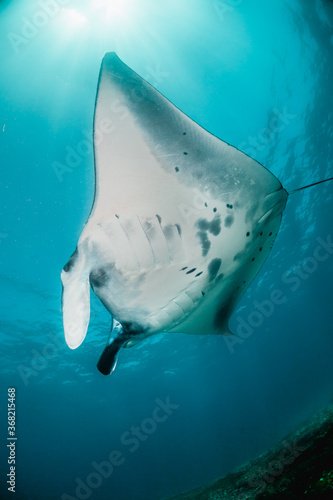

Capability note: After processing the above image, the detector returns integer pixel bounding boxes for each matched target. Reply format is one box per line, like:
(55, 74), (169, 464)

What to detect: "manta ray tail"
(288, 176), (333, 195)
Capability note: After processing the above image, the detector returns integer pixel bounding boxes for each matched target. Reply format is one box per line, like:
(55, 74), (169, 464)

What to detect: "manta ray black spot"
(208, 258), (222, 282)
(201, 291), (205, 296)
(246, 231), (250, 237)
(186, 268), (196, 274)
(260, 232), (263, 236)
(252, 258), (255, 262)
(183, 152), (188, 155)
(224, 215), (234, 228)
(175, 224), (182, 236)
(196, 216), (221, 236)
(63, 248), (78, 273)
(210, 216), (221, 236)
(226, 204), (233, 209)
(180, 266), (188, 271)
(269, 232), (272, 236)
(115, 214), (119, 219)
(156, 214), (162, 223)
(259, 247), (262, 252)
(197, 218), (209, 231)
(175, 166), (179, 172)
(195, 271), (203, 277)
(90, 268), (109, 287)
(197, 231), (211, 256)
(213, 207), (217, 212)
(204, 202), (208, 207)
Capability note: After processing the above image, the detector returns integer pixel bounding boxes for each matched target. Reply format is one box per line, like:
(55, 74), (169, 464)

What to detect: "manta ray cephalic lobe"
(61, 52), (288, 375)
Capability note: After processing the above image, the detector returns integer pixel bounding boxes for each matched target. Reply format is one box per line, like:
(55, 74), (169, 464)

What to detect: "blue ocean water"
(1, 0), (333, 499)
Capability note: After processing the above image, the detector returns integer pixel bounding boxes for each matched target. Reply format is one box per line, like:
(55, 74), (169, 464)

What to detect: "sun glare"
(94, 0), (131, 20)
(62, 8), (87, 27)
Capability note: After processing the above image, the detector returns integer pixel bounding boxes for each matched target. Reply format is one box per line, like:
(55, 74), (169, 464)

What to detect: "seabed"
(168, 401), (333, 499)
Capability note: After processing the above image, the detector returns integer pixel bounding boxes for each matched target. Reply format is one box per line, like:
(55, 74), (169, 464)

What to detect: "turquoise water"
(1, 0), (333, 499)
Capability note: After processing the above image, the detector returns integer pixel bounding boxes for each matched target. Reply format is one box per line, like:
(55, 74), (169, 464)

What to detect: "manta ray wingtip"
(102, 51), (121, 64)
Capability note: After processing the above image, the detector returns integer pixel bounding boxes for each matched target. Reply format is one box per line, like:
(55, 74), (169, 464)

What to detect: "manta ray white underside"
(61, 52), (288, 374)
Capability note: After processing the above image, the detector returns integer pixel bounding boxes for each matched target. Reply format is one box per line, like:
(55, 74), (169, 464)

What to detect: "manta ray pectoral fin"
(61, 249), (91, 349)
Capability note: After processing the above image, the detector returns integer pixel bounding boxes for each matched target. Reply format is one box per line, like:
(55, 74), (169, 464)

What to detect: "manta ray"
(61, 52), (332, 375)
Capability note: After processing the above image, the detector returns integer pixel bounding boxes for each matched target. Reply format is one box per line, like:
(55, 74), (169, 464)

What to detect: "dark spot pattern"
(197, 231), (211, 256)
(260, 232), (263, 236)
(195, 216), (221, 255)
(90, 268), (109, 288)
(204, 202), (208, 207)
(180, 266), (188, 271)
(252, 258), (255, 262)
(208, 258), (222, 282)
(197, 219), (210, 231)
(213, 207), (217, 213)
(210, 217), (221, 236)
(156, 214), (162, 223)
(115, 214), (119, 219)
(246, 232), (250, 237)
(63, 248), (78, 273)
(195, 271), (203, 277)
(186, 268), (196, 274)
(175, 166), (179, 172)
(259, 247), (262, 252)
(183, 132), (186, 135)
(224, 215), (234, 228)
(226, 204), (233, 209)
(196, 216), (221, 235)
(201, 291), (205, 296)
(269, 232), (272, 236)
(183, 152), (188, 155)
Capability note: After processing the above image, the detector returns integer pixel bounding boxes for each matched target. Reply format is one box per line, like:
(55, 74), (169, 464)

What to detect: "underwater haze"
(1, 0), (333, 499)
